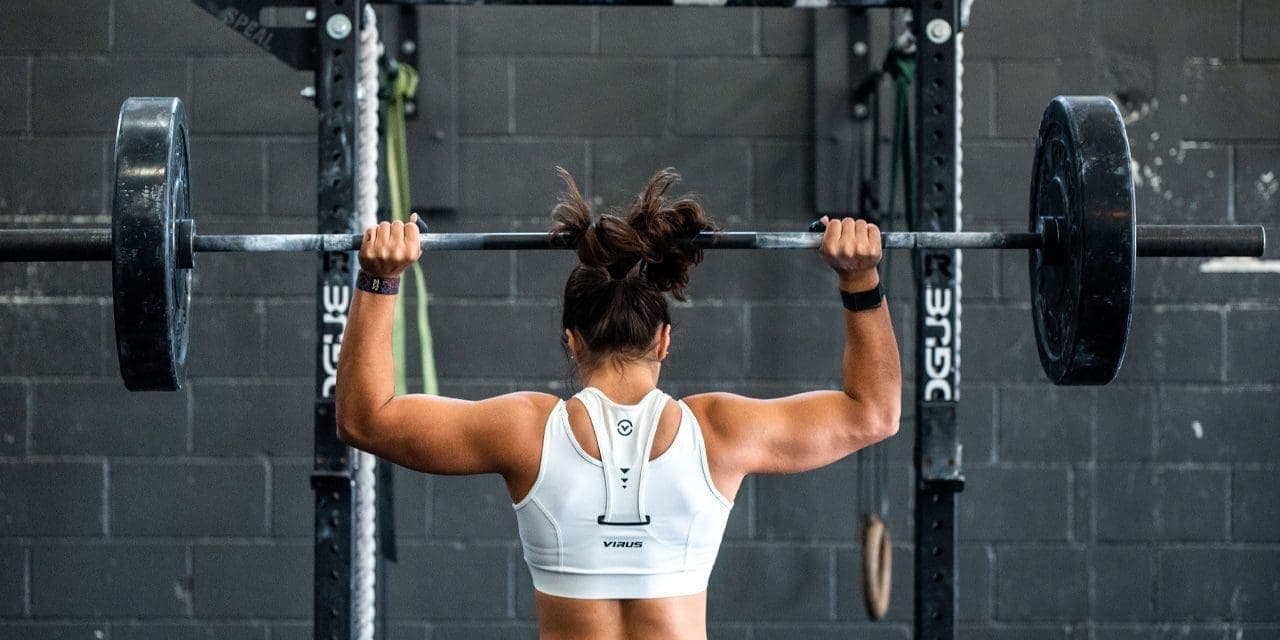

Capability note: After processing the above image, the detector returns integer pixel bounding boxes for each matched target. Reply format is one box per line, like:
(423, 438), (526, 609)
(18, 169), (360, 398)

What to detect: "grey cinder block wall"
(0, 1), (1277, 639)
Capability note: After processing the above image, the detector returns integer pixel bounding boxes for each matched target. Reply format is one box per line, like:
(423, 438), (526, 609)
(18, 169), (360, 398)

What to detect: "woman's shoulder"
(499, 391), (563, 419)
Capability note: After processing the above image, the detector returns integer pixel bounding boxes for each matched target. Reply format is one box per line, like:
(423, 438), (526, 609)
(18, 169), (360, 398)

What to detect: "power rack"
(192, 1), (966, 638)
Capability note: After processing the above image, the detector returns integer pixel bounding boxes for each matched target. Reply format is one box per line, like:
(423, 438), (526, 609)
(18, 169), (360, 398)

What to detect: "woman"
(336, 168), (900, 640)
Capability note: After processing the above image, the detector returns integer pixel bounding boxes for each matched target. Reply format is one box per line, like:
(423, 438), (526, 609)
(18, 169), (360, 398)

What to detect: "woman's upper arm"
(687, 390), (897, 476)
(343, 391), (557, 476)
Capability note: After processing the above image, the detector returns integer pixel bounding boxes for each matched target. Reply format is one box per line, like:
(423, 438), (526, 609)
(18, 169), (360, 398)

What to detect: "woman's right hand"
(818, 215), (882, 291)
(359, 213), (423, 278)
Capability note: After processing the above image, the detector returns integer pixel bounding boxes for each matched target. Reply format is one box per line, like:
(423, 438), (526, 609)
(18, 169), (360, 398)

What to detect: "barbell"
(0, 97), (1266, 391)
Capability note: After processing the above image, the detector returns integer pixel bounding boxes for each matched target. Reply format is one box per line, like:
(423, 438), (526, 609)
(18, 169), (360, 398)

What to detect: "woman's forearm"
(335, 290), (400, 433)
(833, 260), (902, 431)
(839, 276), (902, 426)
(336, 218), (423, 434)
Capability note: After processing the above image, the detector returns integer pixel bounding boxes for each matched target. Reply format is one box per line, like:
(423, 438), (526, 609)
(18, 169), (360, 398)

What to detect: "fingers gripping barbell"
(0, 97), (1266, 391)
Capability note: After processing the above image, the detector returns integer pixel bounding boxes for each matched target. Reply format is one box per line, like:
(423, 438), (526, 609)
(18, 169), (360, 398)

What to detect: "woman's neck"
(580, 360), (661, 404)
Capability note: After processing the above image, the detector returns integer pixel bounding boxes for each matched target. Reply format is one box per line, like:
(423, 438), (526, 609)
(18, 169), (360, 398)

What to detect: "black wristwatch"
(840, 284), (883, 312)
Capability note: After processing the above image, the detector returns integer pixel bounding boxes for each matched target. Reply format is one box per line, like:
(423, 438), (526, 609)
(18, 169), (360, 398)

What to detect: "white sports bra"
(513, 387), (734, 599)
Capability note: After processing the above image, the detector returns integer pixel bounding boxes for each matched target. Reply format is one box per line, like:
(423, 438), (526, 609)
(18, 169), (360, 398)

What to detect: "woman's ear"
(564, 329), (580, 360)
(656, 324), (672, 361)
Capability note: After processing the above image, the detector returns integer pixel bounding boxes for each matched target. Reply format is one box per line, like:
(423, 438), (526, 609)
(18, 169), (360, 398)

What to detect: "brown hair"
(549, 167), (716, 372)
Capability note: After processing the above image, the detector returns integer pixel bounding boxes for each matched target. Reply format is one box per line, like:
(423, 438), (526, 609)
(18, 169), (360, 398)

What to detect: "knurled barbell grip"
(172, 225), (1272, 256)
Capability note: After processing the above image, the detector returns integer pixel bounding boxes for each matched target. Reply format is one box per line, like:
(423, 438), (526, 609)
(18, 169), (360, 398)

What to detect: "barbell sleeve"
(1136, 225), (1266, 257)
(0, 229), (113, 261)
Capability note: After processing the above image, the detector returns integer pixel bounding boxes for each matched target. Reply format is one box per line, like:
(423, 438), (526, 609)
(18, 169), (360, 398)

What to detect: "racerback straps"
(575, 387), (667, 526)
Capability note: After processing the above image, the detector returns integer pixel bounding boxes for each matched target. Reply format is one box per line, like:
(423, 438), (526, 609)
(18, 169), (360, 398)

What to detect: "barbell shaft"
(193, 230), (1045, 252)
(0, 224), (1264, 262)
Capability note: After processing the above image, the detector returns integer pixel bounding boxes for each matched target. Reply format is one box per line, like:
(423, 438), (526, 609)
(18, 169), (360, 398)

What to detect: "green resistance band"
(386, 64), (438, 396)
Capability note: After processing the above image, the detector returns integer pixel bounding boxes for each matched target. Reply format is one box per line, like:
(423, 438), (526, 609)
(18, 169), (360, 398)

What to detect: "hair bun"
(549, 167), (651, 278)
(549, 166), (714, 299)
(625, 167), (716, 300)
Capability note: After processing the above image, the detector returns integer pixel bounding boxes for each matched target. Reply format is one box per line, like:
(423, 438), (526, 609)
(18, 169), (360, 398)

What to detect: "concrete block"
(760, 9), (811, 57)
(458, 58), (509, 135)
(592, 140), (752, 223)
(188, 300), (264, 378)
(458, 7), (592, 55)
(189, 138), (266, 217)
(664, 304), (749, 382)
(962, 142), (1036, 227)
(31, 58), (187, 135)
(960, 544), (993, 622)
(958, 465), (1070, 541)
(0, 544), (23, 615)
(0, 4), (109, 53)
(433, 624), (536, 640)
(0, 382), (27, 455)
(33, 381), (187, 455)
(0, 302), (107, 376)
(676, 59), (811, 137)
(192, 543), (310, 617)
(1228, 310), (1280, 383)
(428, 300), (563, 379)
(753, 141), (813, 223)
(112, 623), (267, 640)
(513, 59), (668, 136)
(190, 59), (313, 135)
(1096, 388), (1156, 462)
(192, 381), (313, 456)
(0, 139), (106, 218)
(708, 544), (831, 621)
(458, 141), (586, 218)
(756, 624), (910, 639)
(0, 623), (110, 640)
(386, 542), (509, 619)
(963, 60), (995, 140)
(266, 140), (317, 218)
(0, 462), (103, 536)
(30, 543), (187, 616)
(1156, 548), (1280, 621)
(111, 461), (268, 537)
(1157, 389), (1280, 462)
(995, 546), (1087, 621)
(600, 9), (754, 56)
(431, 474), (517, 539)
(1117, 307), (1223, 384)
(113, 0), (254, 55)
(1232, 468), (1280, 542)
(747, 302), (844, 381)
(998, 386), (1092, 462)
(0, 58), (28, 133)
(1243, 0), (1280, 60)
(1159, 62), (1280, 142)
(964, 1), (1085, 59)
(961, 305), (1045, 383)
(1235, 145), (1280, 223)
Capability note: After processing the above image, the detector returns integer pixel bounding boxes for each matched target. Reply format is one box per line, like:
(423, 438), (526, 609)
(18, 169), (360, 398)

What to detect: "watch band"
(356, 270), (401, 295)
(840, 284), (883, 312)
